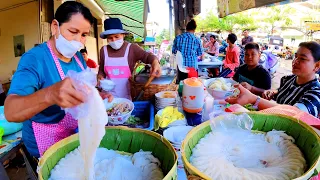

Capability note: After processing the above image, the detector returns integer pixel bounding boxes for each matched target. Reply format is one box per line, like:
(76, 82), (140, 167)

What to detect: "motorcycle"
(259, 50), (280, 76)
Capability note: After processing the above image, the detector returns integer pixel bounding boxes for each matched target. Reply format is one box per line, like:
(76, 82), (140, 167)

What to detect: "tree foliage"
(155, 29), (170, 45)
(195, 11), (258, 32)
(264, 6), (295, 35)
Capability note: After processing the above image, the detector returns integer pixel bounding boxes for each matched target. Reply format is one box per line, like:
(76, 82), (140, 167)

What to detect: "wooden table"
(0, 143), (23, 180)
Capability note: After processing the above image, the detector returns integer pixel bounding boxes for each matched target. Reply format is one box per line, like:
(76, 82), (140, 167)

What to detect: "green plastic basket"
(181, 112), (320, 180)
(38, 126), (178, 180)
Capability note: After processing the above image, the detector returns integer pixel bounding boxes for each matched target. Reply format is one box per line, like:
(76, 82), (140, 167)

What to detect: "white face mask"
(109, 39), (124, 50)
(55, 23), (83, 58)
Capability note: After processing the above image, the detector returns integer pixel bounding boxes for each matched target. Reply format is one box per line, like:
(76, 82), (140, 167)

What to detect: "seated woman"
(226, 41), (320, 118)
(219, 33), (240, 78)
(234, 43), (271, 96)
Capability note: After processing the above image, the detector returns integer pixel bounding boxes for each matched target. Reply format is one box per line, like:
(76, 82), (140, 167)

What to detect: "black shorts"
(176, 68), (189, 84)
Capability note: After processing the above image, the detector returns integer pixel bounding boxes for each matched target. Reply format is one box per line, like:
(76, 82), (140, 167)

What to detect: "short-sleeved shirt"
(234, 64), (271, 90)
(172, 32), (203, 69)
(205, 41), (220, 56)
(8, 42), (86, 157)
(86, 58), (97, 68)
(241, 36), (254, 46)
(274, 75), (320, 117)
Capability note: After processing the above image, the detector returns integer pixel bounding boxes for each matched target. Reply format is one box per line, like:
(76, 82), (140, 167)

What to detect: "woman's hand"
(97, 74), (105, 87)
(45, 78), (85, 108)
(225, 84), (257, 105)
(262, 90), (277, 100)
(150, 60), (161, 77)
(240, 82), (252, 92)
(99, 91), (113, 102)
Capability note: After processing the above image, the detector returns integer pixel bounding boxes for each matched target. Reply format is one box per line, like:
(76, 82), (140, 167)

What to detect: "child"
(219, 33), (240, 78)
(233, 43), (271, 96)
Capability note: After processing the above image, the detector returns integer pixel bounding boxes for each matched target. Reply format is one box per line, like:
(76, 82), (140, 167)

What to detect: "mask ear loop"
(54, 20), (61, 38)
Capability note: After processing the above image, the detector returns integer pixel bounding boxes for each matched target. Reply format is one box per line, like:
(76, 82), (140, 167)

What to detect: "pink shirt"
(205, 41), (220, 56)
(224, 45), (240, 77)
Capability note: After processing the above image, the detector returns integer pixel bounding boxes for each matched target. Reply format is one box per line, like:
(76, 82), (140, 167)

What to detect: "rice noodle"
(190, 130), (306, 180)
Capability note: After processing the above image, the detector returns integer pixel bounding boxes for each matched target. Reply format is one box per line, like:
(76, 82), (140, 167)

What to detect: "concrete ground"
(271, 58), (293, 89)
(5, 58), (294, 180)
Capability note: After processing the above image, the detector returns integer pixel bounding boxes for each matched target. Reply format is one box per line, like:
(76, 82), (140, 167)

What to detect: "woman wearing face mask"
(4, 1), (112, 164)
(98, 18), (161, 100)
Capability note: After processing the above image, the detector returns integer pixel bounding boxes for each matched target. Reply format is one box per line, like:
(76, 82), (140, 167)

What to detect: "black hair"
(210, 35), (216, 40)
(245, 42), (260, 52)
(80, 49), (87, 54)
(243, 29), (249, 32)
(55, 1), (94, 25)
(227, 33), (237, 44)
(299, 41), (320, 62)
(200, 34), (205, 38)
(186, 19), (197, 31)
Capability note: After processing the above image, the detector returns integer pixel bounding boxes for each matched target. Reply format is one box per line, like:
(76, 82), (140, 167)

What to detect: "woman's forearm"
(4, 88), (52, 122)
(256, 97), (278, 110)
(251, 86), (265, 96)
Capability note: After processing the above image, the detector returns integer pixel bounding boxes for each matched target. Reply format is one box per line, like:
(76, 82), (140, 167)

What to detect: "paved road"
(271, 59), (292, 89)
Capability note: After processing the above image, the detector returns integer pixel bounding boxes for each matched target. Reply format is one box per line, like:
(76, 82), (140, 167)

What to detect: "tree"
(195, 11), (258, 32)
(264, 6), (295, 35)
(155, 29), (170, 45)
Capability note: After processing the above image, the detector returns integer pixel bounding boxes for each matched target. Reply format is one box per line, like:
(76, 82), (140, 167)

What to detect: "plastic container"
(204, 78), (237, 100)
(131, 101), (155, 131)
(0, 106), (23, 136)
(184, 110), (203, 126)
(0, 127), (4, 144)
(75, 101), (154, 133)
(104, 98), (134, 125)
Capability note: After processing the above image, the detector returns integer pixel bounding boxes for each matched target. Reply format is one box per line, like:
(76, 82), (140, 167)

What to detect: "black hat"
(100, 18), (128, 39)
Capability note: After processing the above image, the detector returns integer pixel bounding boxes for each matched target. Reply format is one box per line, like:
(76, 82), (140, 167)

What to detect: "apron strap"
(124, 43), (131, 58)
(47, 42), (84, 80)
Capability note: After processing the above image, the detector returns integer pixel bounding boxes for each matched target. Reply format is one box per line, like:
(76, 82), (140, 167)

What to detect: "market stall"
(2, 1), (320, 180)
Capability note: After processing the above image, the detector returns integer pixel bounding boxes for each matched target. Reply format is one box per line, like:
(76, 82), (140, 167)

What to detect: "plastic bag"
(208, 113), (283, 169)
(63, 68), (98, 120)
(64, 68), (108, 180)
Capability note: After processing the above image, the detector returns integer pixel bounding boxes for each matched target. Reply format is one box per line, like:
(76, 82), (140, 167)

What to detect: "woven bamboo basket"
(38, 126), (178, 180)
(181, 112), (320, 180)
(130, 62), (178, 101)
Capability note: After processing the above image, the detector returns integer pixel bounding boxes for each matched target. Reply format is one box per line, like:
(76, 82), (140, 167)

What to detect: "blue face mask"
(55, 22), (83, 58)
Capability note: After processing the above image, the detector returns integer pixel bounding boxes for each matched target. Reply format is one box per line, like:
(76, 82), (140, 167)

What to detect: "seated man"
(234, 43), (271, 96)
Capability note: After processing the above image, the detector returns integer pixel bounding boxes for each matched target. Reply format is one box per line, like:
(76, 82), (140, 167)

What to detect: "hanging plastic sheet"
(218, 0), (307, 17)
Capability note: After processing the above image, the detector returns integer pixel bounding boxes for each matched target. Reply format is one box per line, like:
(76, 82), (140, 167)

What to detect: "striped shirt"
(172, 32), (203, 68)
(274, 75), (320, 117)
